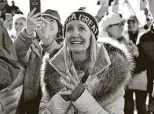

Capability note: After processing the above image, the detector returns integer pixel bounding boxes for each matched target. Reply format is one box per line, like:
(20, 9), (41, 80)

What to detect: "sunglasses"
(110, 21), (125, 28)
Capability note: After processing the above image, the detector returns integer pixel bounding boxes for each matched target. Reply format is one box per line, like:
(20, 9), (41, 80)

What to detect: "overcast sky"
(8, 0), (145, 24)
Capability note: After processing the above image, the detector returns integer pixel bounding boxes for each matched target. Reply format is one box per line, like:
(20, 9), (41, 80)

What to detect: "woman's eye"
(66, 26), (73, 32)
(78, 26), (85, 31)
(15, 23), (18, 25)
(50, 19), (54, 22)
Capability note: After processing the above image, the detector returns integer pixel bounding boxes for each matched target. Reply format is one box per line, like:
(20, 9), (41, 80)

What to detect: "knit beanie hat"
(64, 11), (99, 40)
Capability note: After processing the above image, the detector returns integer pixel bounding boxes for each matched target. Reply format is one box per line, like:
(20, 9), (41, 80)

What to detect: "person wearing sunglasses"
(99, 13), (127, 44)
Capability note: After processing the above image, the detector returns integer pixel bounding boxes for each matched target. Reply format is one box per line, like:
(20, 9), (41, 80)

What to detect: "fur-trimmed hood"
(41, 38), (134, 109)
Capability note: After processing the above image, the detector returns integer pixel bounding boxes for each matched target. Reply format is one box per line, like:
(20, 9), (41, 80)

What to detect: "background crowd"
(0, 0), (154, 114)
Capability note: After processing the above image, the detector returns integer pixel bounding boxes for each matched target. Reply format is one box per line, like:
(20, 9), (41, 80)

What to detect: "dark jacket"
(136, 28), (154, 93)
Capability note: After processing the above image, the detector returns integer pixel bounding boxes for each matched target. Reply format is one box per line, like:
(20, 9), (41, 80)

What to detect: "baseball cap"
(42, 9), (61, 21)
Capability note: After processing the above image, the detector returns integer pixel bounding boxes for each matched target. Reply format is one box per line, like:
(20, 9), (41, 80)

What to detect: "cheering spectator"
(13, 8), (63, 114)
(39, 10), (134, 114)
(99, 13), (128, 44)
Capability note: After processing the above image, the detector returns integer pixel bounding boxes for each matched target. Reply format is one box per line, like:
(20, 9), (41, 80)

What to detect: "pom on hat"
(64, 11), (99, 39)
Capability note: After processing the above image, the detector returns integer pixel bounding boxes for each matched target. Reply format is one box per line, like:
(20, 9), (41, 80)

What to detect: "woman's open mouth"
(71, 41), (83, 44)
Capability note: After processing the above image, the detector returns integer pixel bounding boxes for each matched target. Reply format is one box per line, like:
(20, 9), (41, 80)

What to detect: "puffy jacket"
(39, 39), (134, 114)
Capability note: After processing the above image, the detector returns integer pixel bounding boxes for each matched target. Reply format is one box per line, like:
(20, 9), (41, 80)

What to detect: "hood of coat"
(48, 34), (111, 79)
(40, 37), (134, 107)
(48, 36), (133, 81)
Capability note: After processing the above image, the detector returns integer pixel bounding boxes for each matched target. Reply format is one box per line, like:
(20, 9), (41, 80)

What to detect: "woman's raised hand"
(26, 8), (55, 46)
(26, 8), (42, 36)
(60, 66), (85, 101)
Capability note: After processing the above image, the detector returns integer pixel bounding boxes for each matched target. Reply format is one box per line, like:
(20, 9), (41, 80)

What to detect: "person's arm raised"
(14, 8), (41, 65)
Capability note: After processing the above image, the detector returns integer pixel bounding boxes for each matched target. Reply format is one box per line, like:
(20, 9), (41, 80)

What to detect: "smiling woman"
(65, 20), (91, 53)
(39, 10), (134, 114)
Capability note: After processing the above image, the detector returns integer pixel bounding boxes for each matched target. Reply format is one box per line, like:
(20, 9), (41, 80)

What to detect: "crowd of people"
(0, 0), (154, 114)
(0, 0), (25, 42)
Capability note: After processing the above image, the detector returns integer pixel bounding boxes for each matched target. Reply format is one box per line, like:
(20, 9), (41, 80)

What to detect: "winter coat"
(0, 86), (23, 114)
(14, 28), (42, 101)
(39, 38), (134, 114)
(14, 28), (63, 114)
(0, 21), (20, 90)
(136, 28), (154, 93)
(123, 29), (148, 91)
(0, 21), (22, 114)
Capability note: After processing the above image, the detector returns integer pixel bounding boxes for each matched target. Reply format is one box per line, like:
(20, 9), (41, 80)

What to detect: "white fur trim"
(98, 37), (134, 70)
(40, 53), (49, 93)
